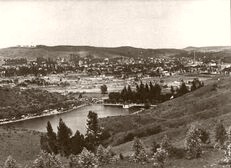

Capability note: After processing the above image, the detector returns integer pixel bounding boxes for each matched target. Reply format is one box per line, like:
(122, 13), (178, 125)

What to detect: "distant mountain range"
(0, 45), (230, 61)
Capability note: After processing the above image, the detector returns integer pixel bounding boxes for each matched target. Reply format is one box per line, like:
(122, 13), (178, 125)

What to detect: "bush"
(219, 143), (231, 166)
(152, 148), (168, 168)
(130, 137), (148, 163)
(96, 145), (114, 165)
(215, 121), (226, 146)
(69, 148), (98, 168)
(32, 151), (64, 168)
(160, 135), (173, 157)
(197, 128), (210, 144)
(184, 124), (202, 159)
(151, 140), (160, 155)
(4, 156), (19, 168)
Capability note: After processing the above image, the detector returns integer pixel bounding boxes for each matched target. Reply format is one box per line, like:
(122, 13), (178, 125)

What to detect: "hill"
(100, 76), (231, 147)
(0, 45), (186, 60)
(184, 46), (231, 52)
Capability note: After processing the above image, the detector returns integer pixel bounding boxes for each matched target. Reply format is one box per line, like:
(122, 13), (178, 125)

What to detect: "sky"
(0, 0), (230, 49)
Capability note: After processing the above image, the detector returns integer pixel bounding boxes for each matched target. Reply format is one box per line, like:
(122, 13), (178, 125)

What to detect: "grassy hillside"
(100, 76), (231, 146)
(0, 126), (41, 167)
(0, 45), (186, 60)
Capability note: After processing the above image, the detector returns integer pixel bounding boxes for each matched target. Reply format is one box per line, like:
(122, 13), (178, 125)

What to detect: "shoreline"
(0, 104), (88, 126)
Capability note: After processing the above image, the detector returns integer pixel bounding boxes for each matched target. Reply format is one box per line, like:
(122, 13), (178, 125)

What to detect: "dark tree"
(70, 130), (85, 155)
(127, 85), (133, 102)
(85, 111), (102, 152)
(108, 92), (121, 103)
(178, 82), (189, 96)
(100, 84), (108, 94)
(170, 86), (175, 95)
(154, 83), (161, 100)
(46, 121), (58, 154)
(121, 86), (128, 102)
(57, 118), (72, 156)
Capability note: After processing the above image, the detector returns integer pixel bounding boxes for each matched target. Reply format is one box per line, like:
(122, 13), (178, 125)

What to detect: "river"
(7, 104), (138, 134)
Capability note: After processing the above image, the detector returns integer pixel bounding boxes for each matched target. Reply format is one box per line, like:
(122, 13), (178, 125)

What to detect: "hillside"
(0, 86), (81, 120)
(0, 45), (186, 60)
(100, 76), (231, 147)
(0, 127), (41, 167)
(184, 46), (231, 52)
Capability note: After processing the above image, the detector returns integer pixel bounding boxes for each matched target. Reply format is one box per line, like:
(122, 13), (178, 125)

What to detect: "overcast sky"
(0, 0), (230, 49)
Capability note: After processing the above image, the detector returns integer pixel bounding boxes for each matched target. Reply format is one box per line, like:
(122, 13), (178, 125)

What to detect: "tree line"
(107, 78), (204, 104)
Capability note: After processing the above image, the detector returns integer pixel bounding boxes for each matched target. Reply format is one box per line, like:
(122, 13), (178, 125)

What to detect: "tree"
(85, 111), (102, 152)
(221, 143), (231, 166)
(191, 80), (197, 91)
(227, 126), (231, 144)
(178, 81), (189, 96)
(70, 130), (85, 155)
(69, 148), (98, 168)
(46, 121), (58, 154)
(170, 86), (175, 95)
(108, 92), (121, 103)
(57, 118), (72, 156)
(121, 86), (128, 102)
(154, 83), (161, 100)
(96, 145), (114, 165)
(151, 139), (160, 155)
(130, 137), (148, 163)
(127, 85), (133, 102)
(152, 148), (168, 168)
(215, 121), (226, 146)
(4, 156), (19, 168)
(32, 151), (64, 168)
(100, 84), (108, 94)
(184, 124), (202, 159)
(160, 135), (173, 156)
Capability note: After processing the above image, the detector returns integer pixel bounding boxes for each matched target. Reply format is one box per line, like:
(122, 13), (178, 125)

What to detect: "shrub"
(219, 143), (231, 166)
(197, 128), (210, 144)
(32, 151), (64, 168)
(184, 124), (202, 159)
(160, 135), (173, 156)
(215, 121), (226, 146)
(152, 148), (168, 168)
(130, 137), (148, 163)
(4, 156), (19, 168)
(69, 148), (98, 168)
(151, 140), (160, 155)
(96, 145), (114, 165)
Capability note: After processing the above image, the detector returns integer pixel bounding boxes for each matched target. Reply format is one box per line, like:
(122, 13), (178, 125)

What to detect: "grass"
(0, 126), (41, 166)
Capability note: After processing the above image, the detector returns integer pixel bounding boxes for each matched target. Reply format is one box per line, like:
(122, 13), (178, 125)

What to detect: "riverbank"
(0, 104), (88, 126)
